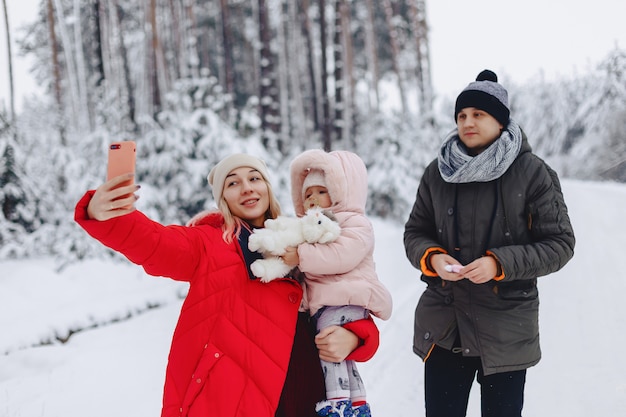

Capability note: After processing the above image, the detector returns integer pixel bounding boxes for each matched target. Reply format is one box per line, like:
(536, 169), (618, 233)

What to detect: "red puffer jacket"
(75, 192), (303, 417)
(75, 192), (379, 417)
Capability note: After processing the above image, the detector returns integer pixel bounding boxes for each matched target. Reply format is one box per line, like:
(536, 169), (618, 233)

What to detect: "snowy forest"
(0, 0), (625, 266)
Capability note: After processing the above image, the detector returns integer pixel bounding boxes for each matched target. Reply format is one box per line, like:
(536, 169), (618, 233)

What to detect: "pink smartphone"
(107, 141), (136, 186)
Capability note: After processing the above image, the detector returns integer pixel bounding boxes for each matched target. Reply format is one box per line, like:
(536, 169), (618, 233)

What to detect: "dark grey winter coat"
(404, 135), (575, 376)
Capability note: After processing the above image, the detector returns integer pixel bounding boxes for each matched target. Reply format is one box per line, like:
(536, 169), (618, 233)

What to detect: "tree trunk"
(299, 0), (319, 132)
(147, 0), (162, 115)
(47, 0), (66, 143)
(409, 0), (432, 115)
(286, 0), (308, 147)
(319, 0), (331, 151)
(92, 0), (105, 88)
(233, 2), (259, 105)
(341, 0), (354, 145)
(364, 0), (379, 113)
(333, 0), (344, 144)
(167, 0), (183, 80)
(183, 0), (200, 78)
(258, 0), (281, 151)
(52, 0), (81, 126)
(382, 0), (407, 113)
(72, 0), (92, 131)
(1, 0), (15, 122)
(114, 0), (137, 132)
(276, 0), (291, 149)
(219, 0), (235, 98)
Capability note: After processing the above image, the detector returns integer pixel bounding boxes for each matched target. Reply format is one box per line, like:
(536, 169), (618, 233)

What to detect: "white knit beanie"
(207, 154), (270, 202)
(302, 169), (326, 200)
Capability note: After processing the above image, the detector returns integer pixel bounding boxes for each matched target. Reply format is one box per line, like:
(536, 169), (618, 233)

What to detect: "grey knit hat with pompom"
(454, 69), (510, 126)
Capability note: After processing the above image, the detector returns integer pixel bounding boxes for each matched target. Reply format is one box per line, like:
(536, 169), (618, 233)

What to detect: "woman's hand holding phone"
(88, 141), (140, 221)
(107, 141), (136, 184)
(87, 173), (140, 221)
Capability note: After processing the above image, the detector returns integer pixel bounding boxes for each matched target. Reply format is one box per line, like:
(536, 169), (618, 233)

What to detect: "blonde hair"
(218, 178), (282, 243)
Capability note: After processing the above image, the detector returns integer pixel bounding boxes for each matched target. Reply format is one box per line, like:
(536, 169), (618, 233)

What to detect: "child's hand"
(281, 246), (299, 267)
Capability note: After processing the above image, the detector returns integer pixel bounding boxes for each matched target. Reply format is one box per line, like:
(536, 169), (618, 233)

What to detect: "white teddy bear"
(248, 207), (341, 282)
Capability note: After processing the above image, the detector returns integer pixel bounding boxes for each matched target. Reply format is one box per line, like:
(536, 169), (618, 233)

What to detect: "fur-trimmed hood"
(186, 210), (225, 227)
(290, 149), (368, 217)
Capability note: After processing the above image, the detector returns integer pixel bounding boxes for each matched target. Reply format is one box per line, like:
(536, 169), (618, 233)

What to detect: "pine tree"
(0, 139), (34, 256)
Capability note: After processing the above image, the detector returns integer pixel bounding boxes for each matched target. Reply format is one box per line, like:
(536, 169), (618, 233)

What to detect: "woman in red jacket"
(74, 153), (378, 417)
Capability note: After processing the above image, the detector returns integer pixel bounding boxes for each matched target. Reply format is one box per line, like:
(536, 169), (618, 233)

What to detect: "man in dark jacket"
(404, 70), (575, 417)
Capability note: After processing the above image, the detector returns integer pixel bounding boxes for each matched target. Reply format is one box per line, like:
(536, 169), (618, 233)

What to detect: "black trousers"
(424, 345), (526, 417)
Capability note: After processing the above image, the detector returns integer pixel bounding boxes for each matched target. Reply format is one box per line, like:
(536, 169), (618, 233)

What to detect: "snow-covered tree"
(2, 2), (625, 266)
(0, 129), (38, 257)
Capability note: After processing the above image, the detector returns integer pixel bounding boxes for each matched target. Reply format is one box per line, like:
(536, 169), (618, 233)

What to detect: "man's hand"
(431, 253), (465, 282)
(461, 256), (498, 284)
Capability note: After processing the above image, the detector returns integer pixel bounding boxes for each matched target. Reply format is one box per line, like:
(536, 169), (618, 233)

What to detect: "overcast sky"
(427, 0), (626, 96)
(1, 0), (625, 111)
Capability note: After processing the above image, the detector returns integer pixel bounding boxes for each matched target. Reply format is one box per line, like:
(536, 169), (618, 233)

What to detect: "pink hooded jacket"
(290, 150), (392, 320)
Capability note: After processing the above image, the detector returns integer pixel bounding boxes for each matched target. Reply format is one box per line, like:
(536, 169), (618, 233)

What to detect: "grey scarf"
(438, 119), (523, 183)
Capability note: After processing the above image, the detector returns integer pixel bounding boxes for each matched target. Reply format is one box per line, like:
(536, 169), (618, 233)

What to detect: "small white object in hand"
(444, 264), (463, 273)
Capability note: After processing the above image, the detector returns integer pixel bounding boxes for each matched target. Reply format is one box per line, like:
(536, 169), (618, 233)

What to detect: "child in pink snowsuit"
(288, 149), (393, 417)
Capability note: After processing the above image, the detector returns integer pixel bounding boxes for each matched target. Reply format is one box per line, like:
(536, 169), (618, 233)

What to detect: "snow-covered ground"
(1, 179), (625, 416)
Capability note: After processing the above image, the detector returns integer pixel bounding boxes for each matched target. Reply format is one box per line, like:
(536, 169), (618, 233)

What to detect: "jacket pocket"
(493, 280), (538, 301)
(413, 287), (456, 358)
(421, 275), (453, 296)
(181, 342), (224, 416)
(527, 200), (562, 236)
